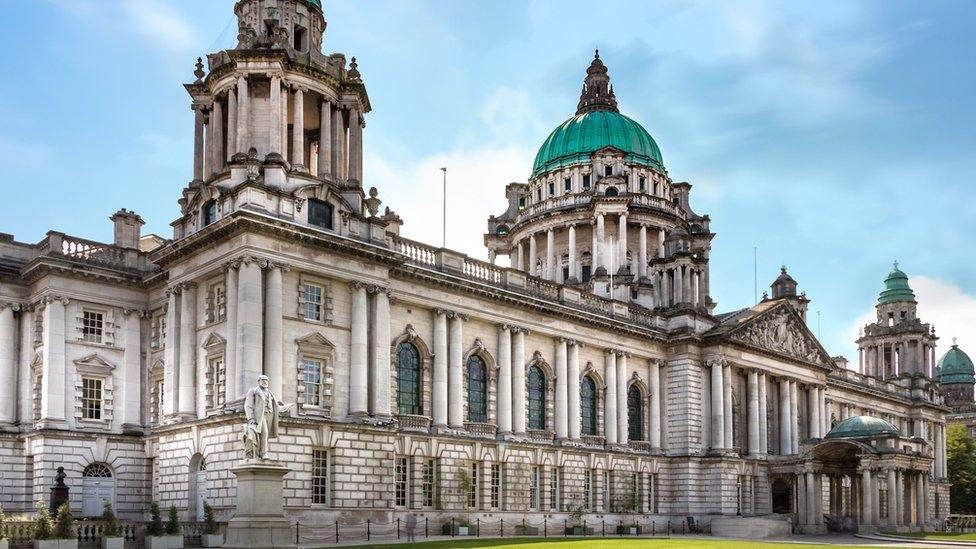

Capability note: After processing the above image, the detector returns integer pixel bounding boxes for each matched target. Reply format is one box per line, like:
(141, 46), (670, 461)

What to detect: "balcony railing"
(396, 414), (432, 431)
(34, 231), (149, 272)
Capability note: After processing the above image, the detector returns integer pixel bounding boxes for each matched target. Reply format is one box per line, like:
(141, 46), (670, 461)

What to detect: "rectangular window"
(653, 181), (659, 195)
(649, 473), (658, 513)
(518, 197), (526, 209)
(81, 377), (103, 420)
(302, 358), (323, 406)
(634, 472), (641, 512)
(604, 165), (613, 177)
(536, 188), (542, 201)
(206, 282), (226, 323)
(301, 283), (325, 322)
(564, 178), (571, 192)
(639, 176), (646, 192)
(422, 459), (438, 508)
(312, 450), (330, 505)
(531, 466), (540, 511)
(490, 463), (501, 509)
(551, 466), (561, 511)
(582, 174), (591, 189)
(604, 470), (611, 511)
(207, 355), (224, 408)
(395, 457), (409, 507)
(152, 378), (165, 423)
(308, 199), (334, 230)
(468, 462), (479, 509)
(584, 469), (593, 510)
(548, 182), (555, 196)
(82, 310), (104, 344)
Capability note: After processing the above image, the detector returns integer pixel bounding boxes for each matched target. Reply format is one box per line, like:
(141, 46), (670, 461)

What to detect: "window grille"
(628, 385), (643, 441)
(302, 358), (323, 406)
(301, 283), (324, 321)
(490, 463), (501, 509)
(468, 462), (479, 509)
(531, 465), (540, 510)
(83, 463), (112, 477)
(527, 365), (546, 430)
(81, 377), (103, 420)
(312, 450), (330, 505)
(395, 457), (408, 507)
(581, 376), (597, 435)
(422, 459), (437, 508)
(466, 355), (487, 422)
(82, 310), (104, 344)
(396, 343), (422, 415)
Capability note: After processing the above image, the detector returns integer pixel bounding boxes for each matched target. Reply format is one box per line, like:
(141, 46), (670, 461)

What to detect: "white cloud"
(845, 276), (976, 368)
(120, 0), (196, 53)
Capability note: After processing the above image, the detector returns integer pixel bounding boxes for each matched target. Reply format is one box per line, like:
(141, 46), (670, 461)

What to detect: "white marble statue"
(243, 375), (292, 460)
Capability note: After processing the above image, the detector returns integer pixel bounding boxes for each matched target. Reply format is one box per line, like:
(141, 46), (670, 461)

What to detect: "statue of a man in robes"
(243, 375), (291, 460)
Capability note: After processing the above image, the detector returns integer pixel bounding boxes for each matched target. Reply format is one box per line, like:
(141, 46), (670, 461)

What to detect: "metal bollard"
(451, 517), (455, 538)
(425, 517), (429, 538)
(602, 520), (605, 537)
(334, 521), (339, 544)
(652, 520), (655, 536)
(367, 519), (371, 541)
(477, 518), (480, 538)
(544, 518), (547, 537)
(397, 518), (401, 539)
(295, 521), (299, 544)
(583, 519), (587, 536)
(500, 518), (504, 537)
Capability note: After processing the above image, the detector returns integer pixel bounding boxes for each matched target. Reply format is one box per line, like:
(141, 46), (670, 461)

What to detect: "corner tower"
(174, 0), (379, 241)
(486, 51), (714, 312)
(856, 263), (938, 379)
(938, 339), (975, 407)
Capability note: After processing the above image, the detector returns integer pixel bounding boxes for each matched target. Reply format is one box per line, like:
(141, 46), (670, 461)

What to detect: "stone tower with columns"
(486, 52), (715, 313)
(856, 263), (938, 379)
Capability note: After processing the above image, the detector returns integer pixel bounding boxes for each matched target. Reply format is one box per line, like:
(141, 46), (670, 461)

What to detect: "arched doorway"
(189, 454), (207, 521)
(771, 478), (792, 514)
(82, 463), (116, 517)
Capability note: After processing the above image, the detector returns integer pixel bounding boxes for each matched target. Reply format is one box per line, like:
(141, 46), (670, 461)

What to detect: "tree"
(0, 503), (6, 540)
(146, 502), (164, 537)
(101, 501), (121, 538)
(165, 505), (180, 535)
(948, 424), (976, 514)
(202, 502), (218, 536)
(53, 503), (75, 540)
(33, 501), (53, 541)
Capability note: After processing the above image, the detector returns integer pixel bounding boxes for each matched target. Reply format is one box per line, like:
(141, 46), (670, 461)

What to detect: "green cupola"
(531, 51), (665, 178)
(938, 339), (976, 384)
(824, 415), (901, 440)
(878, 261), (916, 304)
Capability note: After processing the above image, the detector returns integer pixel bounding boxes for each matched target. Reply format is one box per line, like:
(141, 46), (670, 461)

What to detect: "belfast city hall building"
(0, 0), (958, 537)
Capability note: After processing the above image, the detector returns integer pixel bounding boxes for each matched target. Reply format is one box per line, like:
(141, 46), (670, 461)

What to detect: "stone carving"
(731, 306), (826, 365)
(243, 375), (292, 460)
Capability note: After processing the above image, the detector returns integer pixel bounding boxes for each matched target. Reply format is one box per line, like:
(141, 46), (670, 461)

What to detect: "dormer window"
(309, 199), (334, 230)
(548, 182), (555, 196)
(564, 178), (572, 192)
(582, 175), (591, 189)
(536, 188), (542, 201)
(293, 25), (307, 51)
(202, 200), (217, 227)
(604, 165), (613, 177)
(639, 176), (646, 192)
(518, 197), (526, 209)
(653, 181), (659, 196)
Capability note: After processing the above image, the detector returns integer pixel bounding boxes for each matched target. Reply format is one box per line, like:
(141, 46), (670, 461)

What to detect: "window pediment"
(74, 353), (116, 376)
(201, 332), (227, 350)
(296, 332), (336, 354)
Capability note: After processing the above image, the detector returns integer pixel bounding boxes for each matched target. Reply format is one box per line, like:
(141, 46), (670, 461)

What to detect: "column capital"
(238, 253), (264, 266)
(122, 308), (150, 318)
(41, 294), (70, 306)
(0, 301), (25, 312)
(176, 281), (198, 291)
(262, 259), (292, 272)
(445, 310), (469, 321)
(616, 350), (631, 358)
(510, 325), (529, 335)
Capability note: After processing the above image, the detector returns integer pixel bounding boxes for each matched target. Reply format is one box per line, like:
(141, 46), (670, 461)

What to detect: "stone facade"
(0, 0), (953, 536)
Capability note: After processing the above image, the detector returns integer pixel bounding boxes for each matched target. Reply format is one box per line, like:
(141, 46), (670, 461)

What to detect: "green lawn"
(883, 531), (976, 541)
(335, 538), (869, 549)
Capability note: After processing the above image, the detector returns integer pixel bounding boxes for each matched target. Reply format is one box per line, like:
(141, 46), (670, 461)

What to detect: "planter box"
(34, 541), (78, 549)
(101, 538), (125, 549)
(565, 525), (594, 535)
(146, 536), (183, 549)
(201, 534), (223, 547)
(514, 525), (539, 535)
(616, 525), (641, 535)
(1, 538), (8, 549)
(440, 523), (477, 536)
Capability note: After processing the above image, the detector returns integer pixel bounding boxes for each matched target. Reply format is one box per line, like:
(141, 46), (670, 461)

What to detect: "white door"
(82, 476), (116, 517)
(195, 470), (207, 521)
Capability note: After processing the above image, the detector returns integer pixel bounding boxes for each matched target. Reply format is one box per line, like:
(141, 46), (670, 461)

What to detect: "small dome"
(824, 415), (901, 440)
(771, 266), (798, 299)
(303, 0), (323, 10)
(938, 341), (976, 384)
(878, 262), (916, 304)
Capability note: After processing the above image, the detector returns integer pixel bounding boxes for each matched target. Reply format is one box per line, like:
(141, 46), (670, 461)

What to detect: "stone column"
(914, 473), (924, 526)
(663, 269), (670, 306)
(330, 104), (343, 179)
(546, 228), (555, 281)
(268, 75), (282, 154)
(674, 267), (684, 303)
(861, 468), (873, 527)
(747, 370), (760, 455)
(227, 87), (237, 160)
(789, 380), (799, 454)
(886, 470), (898, 528)
(528, 233), (537, 277)
(371, 288), (391, 418)
(238, 258), (264, 397)
(349, 107), (363, 182)
(236, 76), (249, 153)
(758, 372), (768, 455)
(567, 225), (578, 282)
(596, 213), (606, 272)
(797, 473), (808, 527)
(605, 350), (618, 445)
(723, 362), (733, 449)
(512, 328), (526, 434)
(264, 264), (284, 399)
(895, 469), (904, 526)
(568, 340), (581, 441)
(318, 99), (332, 177)
(807, 385), (817, 439)
(638, 224), (648, 279)
(920, 474), (928, 526)
(163, 290), (179, 417)
(178, 282), (197, 418)
(649, 359), (661, 450)
(617, 352), (628, 445)
(711, 360), (725, 450)
(806, 472), (817, 527)
(432, 310), (448, 427)
(554, 337), (568, 440)
(0, 303), (17, 426)
(618, 214), (628, 272)
(448, 312), (464, 427)
(192, 106), (206, 181)
(497, 325), (512, 434)
(933, 426), (942, 477)
(515, 241), (524, 271)
(779, 378), (791, 454)
(225, 264), (239, 400)
(292, 87), (305, 167)
(348, 282), (368, 417)
(121, 309), (142, 428)
(657, 228), (665, 257)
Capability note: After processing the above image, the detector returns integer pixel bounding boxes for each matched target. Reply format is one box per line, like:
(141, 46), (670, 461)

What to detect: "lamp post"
(736, 478), (742, 516)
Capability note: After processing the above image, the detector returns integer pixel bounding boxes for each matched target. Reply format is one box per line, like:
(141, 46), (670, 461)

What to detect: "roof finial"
(893, 260), (899, 270)
(594, 48), (600, 59)
(193, 57), (205, 84)
(781, 265), (787, 274)
(953, 337), (958, 346)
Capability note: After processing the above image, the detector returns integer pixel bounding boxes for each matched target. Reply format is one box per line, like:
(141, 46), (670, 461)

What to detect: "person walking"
(405, 513), (417, 542)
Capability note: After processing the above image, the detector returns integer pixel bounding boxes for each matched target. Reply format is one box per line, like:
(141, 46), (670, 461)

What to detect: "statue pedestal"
(223, 461), (296, 549)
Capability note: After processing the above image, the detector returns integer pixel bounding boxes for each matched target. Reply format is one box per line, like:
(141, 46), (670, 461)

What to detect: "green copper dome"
(303, 0), (322, 11)
(878, 262), (916, 304)
(532, 51), (664, 178)
(532, 111), (664, 178)
(938, 342), (976, 384)
(824, 415), (901, 440)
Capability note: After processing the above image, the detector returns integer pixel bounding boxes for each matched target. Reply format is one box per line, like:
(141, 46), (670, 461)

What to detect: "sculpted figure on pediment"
(733, 307), (824, 365)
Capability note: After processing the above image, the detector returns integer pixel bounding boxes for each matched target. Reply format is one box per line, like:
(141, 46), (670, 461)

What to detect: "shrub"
(33, 501), (53, 541)
(101, 501), (121, 538)
(146, 502), (164, 537)
(165, 505), (180, 535)
(0, 503), (6, 540)
(202, 502), (218, 535)
(53, 503), (75, 540)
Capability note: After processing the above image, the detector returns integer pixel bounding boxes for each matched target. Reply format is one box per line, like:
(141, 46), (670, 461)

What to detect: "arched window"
(82, 464), (115, 517)
(628, 385), (643, 441)
(527, 365), (546, 430)
(581, 376), (597, 436)
(202, 200), (217, 227)
(605, 187), (619, 197)
(396, 342), (422, 415)
(466, 355), (488, 423)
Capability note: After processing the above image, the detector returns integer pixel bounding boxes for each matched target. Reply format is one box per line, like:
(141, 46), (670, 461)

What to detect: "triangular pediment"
(74, 353), (116, 369)
(201, 332), (226, 349)
(295, 332), (335, 350)
(727, 302), (834, 368)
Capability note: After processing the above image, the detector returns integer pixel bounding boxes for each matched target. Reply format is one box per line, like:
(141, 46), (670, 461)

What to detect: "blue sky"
(1, 0), (974, 362)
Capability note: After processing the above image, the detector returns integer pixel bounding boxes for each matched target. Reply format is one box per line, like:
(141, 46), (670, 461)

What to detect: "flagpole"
(440, 167), (447, 248)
